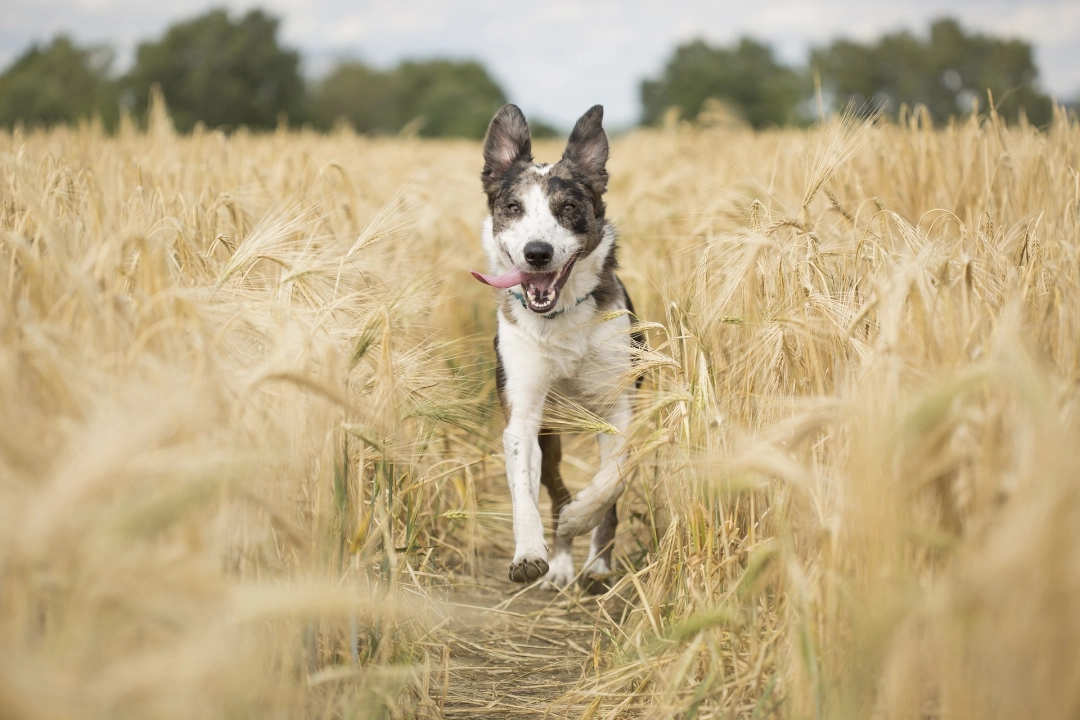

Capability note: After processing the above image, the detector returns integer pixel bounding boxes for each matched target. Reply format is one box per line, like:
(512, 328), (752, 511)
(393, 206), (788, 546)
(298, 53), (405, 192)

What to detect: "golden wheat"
(2, 97), (1079, 719)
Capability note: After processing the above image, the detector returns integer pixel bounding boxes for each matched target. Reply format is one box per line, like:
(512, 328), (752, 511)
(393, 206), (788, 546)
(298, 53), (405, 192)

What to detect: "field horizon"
(2, 99), (1080, 719)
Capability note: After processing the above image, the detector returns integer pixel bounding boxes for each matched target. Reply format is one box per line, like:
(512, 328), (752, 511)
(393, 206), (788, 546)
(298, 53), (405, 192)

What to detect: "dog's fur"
(478, 104), (642, 589)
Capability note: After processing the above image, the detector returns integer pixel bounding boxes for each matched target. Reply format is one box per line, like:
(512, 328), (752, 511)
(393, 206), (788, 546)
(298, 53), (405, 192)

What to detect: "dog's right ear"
(482, 104), (532, 195)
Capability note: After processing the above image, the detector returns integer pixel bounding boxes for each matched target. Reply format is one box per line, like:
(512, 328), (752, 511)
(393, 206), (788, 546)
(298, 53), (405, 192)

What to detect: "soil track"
(429, 550), (624, 718)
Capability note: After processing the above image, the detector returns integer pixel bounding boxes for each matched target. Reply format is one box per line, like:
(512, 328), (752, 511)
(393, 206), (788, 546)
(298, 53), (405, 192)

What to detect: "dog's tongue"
(470, 267), (528, 288)
(471, 267), (556, 290)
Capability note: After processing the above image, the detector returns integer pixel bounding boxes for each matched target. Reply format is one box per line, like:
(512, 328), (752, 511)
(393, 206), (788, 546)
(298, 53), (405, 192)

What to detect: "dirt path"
(429, 551), (621, 719)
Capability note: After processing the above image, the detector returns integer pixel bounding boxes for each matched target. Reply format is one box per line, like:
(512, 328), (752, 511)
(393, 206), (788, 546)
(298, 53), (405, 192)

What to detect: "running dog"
(471, 104), (642, 589)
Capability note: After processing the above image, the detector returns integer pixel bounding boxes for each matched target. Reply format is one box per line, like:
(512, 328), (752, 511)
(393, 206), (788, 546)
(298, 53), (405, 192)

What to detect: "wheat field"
(2, 94), (1079, 720)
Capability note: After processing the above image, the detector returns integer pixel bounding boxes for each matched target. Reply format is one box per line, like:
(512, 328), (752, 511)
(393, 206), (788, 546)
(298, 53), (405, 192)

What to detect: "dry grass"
(2, 97), (1079, 719)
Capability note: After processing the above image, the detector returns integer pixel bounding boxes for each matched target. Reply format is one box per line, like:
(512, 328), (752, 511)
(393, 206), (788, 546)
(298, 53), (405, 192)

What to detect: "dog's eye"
(562, 203), (576, 214)
(506, 202), (520, 214)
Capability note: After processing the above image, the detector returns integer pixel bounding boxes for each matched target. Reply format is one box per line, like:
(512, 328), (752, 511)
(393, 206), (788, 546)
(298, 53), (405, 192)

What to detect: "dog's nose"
(523, 241), (554, 268)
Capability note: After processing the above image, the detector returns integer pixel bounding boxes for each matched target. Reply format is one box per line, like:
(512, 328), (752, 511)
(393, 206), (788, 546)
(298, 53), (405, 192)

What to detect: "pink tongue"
(471, 267), (557, 290)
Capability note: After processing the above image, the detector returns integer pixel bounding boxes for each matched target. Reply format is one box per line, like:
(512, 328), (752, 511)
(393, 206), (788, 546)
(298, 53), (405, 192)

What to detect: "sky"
(2, 0), (1078, 130)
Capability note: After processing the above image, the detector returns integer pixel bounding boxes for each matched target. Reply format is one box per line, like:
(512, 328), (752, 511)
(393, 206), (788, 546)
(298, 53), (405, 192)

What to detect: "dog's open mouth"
(471, 254), (579, 314)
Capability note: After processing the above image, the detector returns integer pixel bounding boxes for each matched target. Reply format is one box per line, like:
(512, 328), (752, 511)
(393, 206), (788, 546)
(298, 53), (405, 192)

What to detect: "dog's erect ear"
(482, 104), (532, 194)
(562, 105), (608, 195)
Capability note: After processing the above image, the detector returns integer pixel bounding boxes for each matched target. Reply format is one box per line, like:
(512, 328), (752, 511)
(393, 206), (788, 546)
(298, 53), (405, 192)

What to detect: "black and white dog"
(472, 104), (642, 589)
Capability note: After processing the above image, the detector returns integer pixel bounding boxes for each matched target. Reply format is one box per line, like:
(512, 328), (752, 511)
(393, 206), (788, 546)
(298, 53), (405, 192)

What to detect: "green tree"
(125, 8), (305, 132)
(0, 36), (118, 129)
(311, 62), (394, 133)
(313, 59), (507, 138)
(812, 18), (1053, 125)
(640, 38), (806, 129)
(390, 60), (507, 138)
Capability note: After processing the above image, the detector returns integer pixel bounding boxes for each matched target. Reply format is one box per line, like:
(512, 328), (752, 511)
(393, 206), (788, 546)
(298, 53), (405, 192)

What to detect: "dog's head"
(474, 104), (609, 314)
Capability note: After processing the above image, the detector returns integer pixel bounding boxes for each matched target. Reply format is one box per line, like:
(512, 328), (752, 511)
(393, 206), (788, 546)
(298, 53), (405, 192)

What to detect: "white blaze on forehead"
(532, 164), (553, 176)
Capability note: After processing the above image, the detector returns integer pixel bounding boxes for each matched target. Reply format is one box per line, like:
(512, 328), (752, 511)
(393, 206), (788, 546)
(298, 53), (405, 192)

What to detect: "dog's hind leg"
(538, 431), (575, 588)
(581, 502), (617, 593)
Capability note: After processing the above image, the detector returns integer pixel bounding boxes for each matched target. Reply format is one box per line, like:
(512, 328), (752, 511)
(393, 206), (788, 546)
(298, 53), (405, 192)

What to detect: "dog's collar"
(509, 290), (594, 319)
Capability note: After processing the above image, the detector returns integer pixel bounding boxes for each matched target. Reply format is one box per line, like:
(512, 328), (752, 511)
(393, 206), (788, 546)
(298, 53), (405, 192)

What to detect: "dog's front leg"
(503, 401), (549, 582)
(557, 388), (633, 538)
(498, 330), (553, 583)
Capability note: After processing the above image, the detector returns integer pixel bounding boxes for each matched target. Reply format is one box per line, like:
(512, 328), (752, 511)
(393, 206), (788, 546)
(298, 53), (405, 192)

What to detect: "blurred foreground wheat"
(0, 97), (493, 719)
(2, 98), (1079, 719)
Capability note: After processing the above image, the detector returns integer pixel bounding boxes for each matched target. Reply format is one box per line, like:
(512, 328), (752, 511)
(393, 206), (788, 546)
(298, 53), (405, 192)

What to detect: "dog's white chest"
(497, 307), (631, 405)
(545, 329), (596, 380)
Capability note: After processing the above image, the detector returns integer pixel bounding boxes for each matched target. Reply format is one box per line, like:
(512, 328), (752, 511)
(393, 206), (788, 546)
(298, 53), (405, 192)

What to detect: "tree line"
(642, 18), (1057, 128)
(0, 9), (517, 138)
(0, 10), (1062, 137)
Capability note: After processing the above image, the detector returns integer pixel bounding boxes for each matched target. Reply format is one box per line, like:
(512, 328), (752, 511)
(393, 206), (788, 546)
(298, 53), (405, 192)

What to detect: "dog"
(471, 104), (643, 589)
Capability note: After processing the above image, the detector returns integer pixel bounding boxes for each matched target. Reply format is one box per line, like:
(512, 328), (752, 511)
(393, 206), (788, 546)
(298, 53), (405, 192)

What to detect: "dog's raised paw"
(507, 554), (549, 583)
(557, 499), (605, 537)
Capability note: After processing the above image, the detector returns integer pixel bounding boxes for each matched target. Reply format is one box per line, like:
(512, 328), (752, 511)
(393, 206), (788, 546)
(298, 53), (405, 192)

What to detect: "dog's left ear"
(562, 105), (609, 195)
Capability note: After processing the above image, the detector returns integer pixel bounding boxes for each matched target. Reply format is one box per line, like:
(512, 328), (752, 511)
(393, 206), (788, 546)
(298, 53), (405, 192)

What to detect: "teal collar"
(510, 290), (595, 319)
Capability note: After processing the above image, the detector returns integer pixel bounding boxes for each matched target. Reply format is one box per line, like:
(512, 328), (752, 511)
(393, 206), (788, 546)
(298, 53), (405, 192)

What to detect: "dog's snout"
(523, 241), (554, 268)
